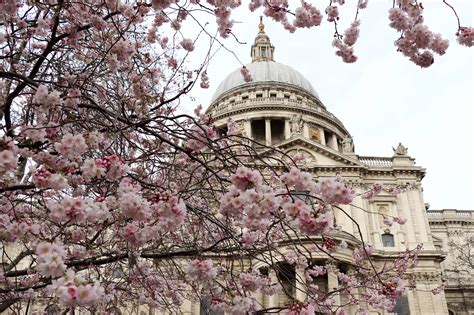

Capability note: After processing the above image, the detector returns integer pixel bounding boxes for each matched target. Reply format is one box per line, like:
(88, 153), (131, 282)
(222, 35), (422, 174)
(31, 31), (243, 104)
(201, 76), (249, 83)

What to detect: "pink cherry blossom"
(35, 242), (67, 277)
(358, 0), (369, 9)
(200, 70), (210, 88)
(0, 149), (18, 175)
(32, 168), (68, 190)
(293, 3), (323, 28)
(394, 217), (407, 225)
(333, 39), (358, 63)
(326, 5), (339, 22)
(343, 20), (361, 46)
(240, 66), (252, 82)
(187, 259), (217, 282)
(180, 38), (195, 52)
(383, 216), (394, 226)
(54, 133), (88, 159)
(457, 26), (474, 47)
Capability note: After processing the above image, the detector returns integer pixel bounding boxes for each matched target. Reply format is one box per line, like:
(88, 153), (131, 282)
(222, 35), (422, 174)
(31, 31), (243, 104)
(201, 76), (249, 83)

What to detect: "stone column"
(303, 123), (309, 139)
(284, 119), (291, 139)
(265, 119), (272, 146)
(267, 271), (279, 309)
(295, 267), (307, 302)
(319, 129), (326, 145)
(327, 265), (340, 306)
(244, 119), (251, 139)
(330, 134), (338, 151)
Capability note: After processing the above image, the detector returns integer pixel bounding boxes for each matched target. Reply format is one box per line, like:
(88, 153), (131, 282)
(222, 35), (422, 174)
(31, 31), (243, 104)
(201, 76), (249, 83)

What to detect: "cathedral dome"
(211, 61), (319, 102)
(206, 18), (352, 153)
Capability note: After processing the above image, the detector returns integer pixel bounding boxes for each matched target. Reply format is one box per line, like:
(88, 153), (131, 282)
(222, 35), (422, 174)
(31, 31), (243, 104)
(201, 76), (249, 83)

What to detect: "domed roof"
(211, 61), (319, 102)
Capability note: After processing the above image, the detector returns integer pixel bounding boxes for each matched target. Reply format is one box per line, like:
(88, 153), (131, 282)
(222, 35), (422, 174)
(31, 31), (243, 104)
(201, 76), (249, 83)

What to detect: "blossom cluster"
(240, 66), (252, 82)
(185, 125), (217, 152)
(118, 179), (151, 221)
(456, 27), (473, 47)
(316, 175), (356, 205)
(32, 85), (62, 111)
(293, 2), (323, 28)
(0, 149), (18, 175)
(54, 133), (88, 159)
(186, 259), (218, 283)
(0, 215), (40, 242)
(180, 38), (195, 52)
(48, 270), (104, 307)
(200, 70), (210, 89)
(388, 4), (449, 67)
(151, 195), (187, 233)
(35, 242), (67, 278)
(48, 197), (87, 223)
(362, 182), (383, 199)
(288, 303), (318, 315)
(238, 269), (265, 292)
(32, 168), (68, 190)
(81, 155), (128, 181)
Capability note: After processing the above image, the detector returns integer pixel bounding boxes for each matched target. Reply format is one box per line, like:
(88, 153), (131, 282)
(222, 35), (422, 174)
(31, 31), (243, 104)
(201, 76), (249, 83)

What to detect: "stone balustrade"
(210, 95), (344, 128)
(427, 209), (474, 219)
(359, 156), (393, 167)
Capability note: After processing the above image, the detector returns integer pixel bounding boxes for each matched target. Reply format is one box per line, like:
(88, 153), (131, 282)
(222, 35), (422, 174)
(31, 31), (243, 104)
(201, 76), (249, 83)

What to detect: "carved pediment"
(259, 136), (364, 168)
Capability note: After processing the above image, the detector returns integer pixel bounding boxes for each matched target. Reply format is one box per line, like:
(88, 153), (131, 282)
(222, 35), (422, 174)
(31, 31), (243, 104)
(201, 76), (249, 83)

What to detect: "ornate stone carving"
(393, 142), (408, 155)
(236, 119), (249, 137)
(309, 127), (321, 143)
(414, 271), (443, 284)
(447, 230), (466, 237)
(341, 136), (354, 153)
(290, 114), (303, 134)
(285, 149), (316, 166)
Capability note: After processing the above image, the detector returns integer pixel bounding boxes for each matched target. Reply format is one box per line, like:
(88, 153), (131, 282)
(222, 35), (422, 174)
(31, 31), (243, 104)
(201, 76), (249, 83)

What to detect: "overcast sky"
(181, 1), (473, 210)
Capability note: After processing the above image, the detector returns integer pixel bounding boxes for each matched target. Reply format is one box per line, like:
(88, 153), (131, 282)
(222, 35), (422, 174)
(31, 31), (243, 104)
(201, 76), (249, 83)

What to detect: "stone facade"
(427, 210), (474, 315)
(201, 23), (474, 315)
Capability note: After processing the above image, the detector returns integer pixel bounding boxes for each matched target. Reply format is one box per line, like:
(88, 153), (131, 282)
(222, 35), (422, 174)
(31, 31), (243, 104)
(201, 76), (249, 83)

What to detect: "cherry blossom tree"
(0, 1), (470, 314)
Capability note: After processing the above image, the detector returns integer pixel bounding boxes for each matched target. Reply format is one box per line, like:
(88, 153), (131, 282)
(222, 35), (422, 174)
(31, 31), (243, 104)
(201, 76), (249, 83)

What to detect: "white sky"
(180, 1), (473, 210)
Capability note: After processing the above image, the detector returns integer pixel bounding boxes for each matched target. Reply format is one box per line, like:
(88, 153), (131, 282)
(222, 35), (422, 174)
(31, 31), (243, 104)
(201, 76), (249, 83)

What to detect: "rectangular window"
(251, 119), (265, 143)
(382, 233), (395, 247)
(271, 119), (285, 144)
(391, 295), (410, 315)
(256, 93), (263, 98)
(277, 262), (296, 307)
(217, 126), (228, 137)
(324, 130), (331, 145)
(242, 95), (249, 100)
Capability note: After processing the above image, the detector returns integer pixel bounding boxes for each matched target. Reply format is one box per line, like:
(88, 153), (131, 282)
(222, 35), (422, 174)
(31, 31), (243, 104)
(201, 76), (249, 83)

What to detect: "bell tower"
(250, 17), (275, 62)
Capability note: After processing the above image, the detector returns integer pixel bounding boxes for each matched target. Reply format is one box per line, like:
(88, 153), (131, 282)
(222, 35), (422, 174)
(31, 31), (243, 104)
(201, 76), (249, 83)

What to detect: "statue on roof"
(342, 136), (354, 153)
(393, 142), (408, 155)
(290, 114), (303, 134)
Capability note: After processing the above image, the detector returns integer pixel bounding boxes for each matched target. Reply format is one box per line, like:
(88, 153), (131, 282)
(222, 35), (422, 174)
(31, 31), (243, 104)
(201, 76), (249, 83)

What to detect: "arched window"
(382, 233), (395, 247)
(44, 304), (61, 315)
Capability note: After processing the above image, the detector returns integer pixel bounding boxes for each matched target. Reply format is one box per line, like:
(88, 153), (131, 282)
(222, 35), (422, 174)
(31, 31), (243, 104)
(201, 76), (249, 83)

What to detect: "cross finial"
(258, 16), (265, 33)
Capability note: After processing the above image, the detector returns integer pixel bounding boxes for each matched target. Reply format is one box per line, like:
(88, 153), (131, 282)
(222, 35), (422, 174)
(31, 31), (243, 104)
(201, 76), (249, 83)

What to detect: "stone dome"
(211, 61), (319, 102)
